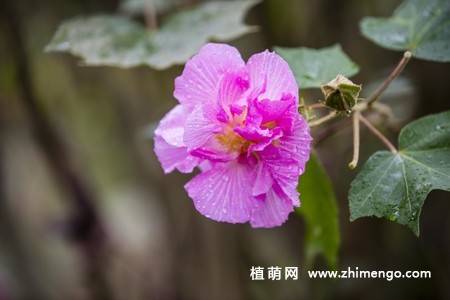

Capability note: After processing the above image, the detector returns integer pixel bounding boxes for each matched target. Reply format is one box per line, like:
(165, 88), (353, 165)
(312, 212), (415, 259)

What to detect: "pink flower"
(154, 43), (311, 227)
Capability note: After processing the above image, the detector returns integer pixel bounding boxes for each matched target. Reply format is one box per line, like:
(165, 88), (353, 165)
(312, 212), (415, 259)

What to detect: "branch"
(367, 51), (412, 106)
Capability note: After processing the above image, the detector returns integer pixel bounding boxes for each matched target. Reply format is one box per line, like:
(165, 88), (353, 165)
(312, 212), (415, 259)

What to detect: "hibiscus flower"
(154, 43), (311, 227)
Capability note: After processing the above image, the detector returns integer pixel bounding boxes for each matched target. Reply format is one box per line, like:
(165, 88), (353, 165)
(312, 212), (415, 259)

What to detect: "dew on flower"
(154, 43), (311, 228)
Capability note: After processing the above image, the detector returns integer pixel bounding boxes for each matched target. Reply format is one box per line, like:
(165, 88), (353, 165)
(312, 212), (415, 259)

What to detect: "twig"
(348, 112), (360, 169)
(359, 114), (397, 153)
(367, 51), (412, 106)
(309, 111), (338, 127)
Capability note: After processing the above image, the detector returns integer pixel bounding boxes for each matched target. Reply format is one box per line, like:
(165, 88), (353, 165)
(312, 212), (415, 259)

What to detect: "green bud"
(321, 75), (361, 114)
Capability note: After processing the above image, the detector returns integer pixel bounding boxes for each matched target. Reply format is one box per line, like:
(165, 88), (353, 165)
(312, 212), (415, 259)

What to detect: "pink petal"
(184, 161), (255, 223)
(154, 104), (189, 147)
(275, 112), (312, 166)
(259, 114), (312, 206)
(234, 125), (271, 142)
(198, 160), (213, 172)
(218, 70), (249, 110)
(250, 184), (294, 228)
(154, 136), (199, 173)
(252, 162), (273, 197)
(260, 147), (301, 206)
(254, 95), (295, 123)
(246, 50), (298, 103)
(174, 43), (245, 108)
(154, 105), (200, 173)
(190, 147), (237, 162)
(247, 128), (283, 153)
(184, 105), (222, 150)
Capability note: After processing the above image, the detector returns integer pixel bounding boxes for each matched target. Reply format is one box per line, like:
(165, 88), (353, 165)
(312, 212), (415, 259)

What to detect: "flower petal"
(189, 147), (237, 162)
(250, 184), (294, 228)
(275, 112), (312, 166)
(174, 43), (245, 108)
(253, 95), (295, 123)
(185, 161), (255, 223)
(154, 104), (189, 147)
(154, 136), (199, 174)
(252, 162), (273, 197)
(184, 105), (222, 150)
(218, 70), (249, 110)
(246, 50), (298, 103)
(260, 148), (301, 206)
(259, 113), (312, 205)
(154, 105), (200, 173)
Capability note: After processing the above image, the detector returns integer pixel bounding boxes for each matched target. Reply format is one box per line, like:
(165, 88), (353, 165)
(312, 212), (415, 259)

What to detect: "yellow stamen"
(216, 126), (250, 153)
(262, 121), (276, 129)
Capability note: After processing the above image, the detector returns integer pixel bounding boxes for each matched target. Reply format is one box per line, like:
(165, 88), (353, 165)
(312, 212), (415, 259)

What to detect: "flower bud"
(321, 75), (361, 114)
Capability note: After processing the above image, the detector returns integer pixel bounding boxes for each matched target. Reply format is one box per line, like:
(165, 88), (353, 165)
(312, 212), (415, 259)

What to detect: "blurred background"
(0, 0), (449, 299)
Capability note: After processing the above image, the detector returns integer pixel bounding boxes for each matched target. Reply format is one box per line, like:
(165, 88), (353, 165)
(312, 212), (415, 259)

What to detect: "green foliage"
(297, 154), (340, 268)
(349, 111), (450, 235)
(45, 0), (260, 69)
(275, 44), (359, 89)
(360, 0), (450, 62)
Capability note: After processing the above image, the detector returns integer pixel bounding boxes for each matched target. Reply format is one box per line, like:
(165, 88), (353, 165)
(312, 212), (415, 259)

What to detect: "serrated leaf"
(45, 0), (260, 69)
(360, 0), (450, 62)
(349, 111), (450, 235)
(274, 44), (359, 89)
(297, 154), (340, 269)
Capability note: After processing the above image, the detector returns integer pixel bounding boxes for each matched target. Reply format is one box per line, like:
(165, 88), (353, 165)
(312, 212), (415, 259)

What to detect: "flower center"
(215, 106), (252, 153)
(262, 121), (276, 129)
(216, 126), (250, 153)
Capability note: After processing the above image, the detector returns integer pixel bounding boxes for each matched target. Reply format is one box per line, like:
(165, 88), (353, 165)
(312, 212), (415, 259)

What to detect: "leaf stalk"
(144, 0), (158, 30)
(309, 111), (338, 127)
(367, 51), (412, 106)
(359, 114), (397, 153)
(348, 112), (361, 169)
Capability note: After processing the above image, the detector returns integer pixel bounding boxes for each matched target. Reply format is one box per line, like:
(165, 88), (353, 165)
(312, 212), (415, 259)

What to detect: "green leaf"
(297, 154), (340, 268)
(360, 0), (450, 62)
(349, 111), (450, 235)
(275, 44), (359, 89)
(45, 0), (260, 69)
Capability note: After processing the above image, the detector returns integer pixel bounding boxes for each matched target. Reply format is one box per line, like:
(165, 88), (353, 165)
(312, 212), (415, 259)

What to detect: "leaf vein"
(358, 155), (397, 209)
